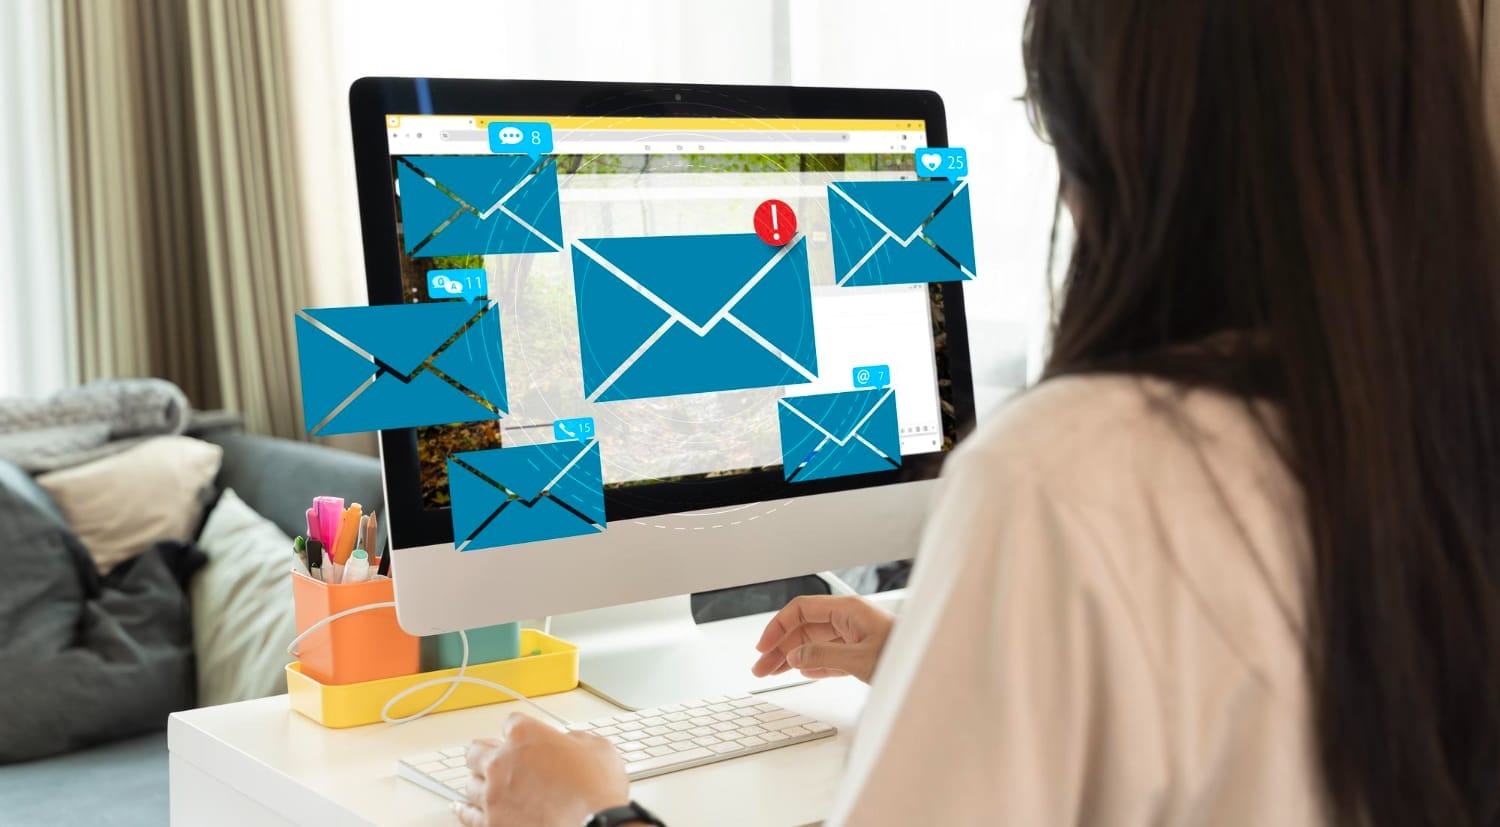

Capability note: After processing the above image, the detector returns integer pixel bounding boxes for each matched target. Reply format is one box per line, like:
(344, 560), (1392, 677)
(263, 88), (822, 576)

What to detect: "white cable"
(816, 570), (860, 597)
(287, 601), (570, 730)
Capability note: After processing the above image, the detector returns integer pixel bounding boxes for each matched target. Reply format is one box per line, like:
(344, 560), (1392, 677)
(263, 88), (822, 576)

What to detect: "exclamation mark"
(770, 202), (780, 242)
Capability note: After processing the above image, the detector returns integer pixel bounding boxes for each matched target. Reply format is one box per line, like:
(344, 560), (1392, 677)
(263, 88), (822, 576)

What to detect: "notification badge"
(753, 199), (797, 246)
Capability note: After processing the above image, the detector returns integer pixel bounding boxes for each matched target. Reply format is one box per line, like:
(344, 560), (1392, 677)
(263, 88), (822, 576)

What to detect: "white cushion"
(191, 488), (297, 706)
(36, 436), (222, 573)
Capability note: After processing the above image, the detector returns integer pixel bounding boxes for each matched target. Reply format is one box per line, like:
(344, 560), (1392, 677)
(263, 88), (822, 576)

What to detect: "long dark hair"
(1024, 0), (1500, 823)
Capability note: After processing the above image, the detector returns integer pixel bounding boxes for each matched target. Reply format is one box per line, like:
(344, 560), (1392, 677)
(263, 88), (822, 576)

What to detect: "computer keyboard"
(397, 693), (837, 802)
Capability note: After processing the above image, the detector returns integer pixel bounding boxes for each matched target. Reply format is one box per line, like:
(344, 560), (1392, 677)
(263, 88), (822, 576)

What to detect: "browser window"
(382, 115), (957, 508)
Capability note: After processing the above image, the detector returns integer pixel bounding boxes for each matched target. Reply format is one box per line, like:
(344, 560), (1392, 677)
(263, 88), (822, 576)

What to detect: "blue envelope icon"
(397, 155), (564, 258)
(571, 233), (819, 402)
(448, 439), (606, 550)
(778, 388), (901, 482)
(827, 179), (976, 286)
(295, 302), (508, 437)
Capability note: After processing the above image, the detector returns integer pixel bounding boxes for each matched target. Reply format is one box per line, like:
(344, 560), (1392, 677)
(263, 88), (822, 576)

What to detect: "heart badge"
(920, 153), (941, 172)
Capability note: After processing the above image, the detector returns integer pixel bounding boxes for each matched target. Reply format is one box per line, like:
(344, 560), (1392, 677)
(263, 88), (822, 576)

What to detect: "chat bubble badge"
(426, 268), (488, 301)
(488, 121), (554, 159)
(852, 365), (891, 389)
(552, 417), (596, 442)
(914, 147), (968, 179)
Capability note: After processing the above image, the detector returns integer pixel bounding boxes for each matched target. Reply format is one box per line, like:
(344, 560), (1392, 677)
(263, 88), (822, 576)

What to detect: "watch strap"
(587, 800), (665, 827)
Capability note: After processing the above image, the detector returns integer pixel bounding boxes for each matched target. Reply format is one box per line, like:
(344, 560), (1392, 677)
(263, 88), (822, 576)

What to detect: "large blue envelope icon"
(571, 233), (819, 402)
(827, 179), (976, 286)
(295, 302), (508, 436)
(448, 440), (606, 550)
(397, 155), (563, 258)
(778, 388), (901, 482)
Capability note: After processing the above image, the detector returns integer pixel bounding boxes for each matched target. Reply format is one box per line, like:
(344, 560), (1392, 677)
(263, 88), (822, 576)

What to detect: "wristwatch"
(585, 800), (665, 827)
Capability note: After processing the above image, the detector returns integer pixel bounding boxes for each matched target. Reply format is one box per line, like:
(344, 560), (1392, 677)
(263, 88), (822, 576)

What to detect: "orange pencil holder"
(290, 571), (420, 685)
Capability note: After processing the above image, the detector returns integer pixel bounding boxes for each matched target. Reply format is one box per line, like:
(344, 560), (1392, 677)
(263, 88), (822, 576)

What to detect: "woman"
(457, 0), (1500, 823)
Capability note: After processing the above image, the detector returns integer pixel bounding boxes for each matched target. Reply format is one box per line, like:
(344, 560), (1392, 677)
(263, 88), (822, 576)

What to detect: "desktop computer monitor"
(348, 79), (977, 655)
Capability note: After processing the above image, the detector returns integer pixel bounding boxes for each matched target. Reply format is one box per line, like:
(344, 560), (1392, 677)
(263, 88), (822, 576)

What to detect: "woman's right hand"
(750, 595), (895, 684)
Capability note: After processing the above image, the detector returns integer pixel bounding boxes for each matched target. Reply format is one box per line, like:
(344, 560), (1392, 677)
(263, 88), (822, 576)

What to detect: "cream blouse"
(831, 376), (1328, 825)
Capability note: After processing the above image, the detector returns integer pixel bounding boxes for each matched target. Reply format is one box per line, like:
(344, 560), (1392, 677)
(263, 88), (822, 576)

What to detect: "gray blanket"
(0, 379), (190, 472)
(0, 464), (202, 763)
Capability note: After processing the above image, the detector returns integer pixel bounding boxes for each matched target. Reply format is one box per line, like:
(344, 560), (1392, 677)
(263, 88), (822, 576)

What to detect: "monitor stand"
(549, 587), (906, 711)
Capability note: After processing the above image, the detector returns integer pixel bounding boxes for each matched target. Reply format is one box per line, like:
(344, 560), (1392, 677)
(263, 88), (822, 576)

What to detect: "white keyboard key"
(639, 716), (666, 727)
(619, 722), (645, 732)
(667, 731), (695, 743)
(642, 736), (669, 747)
(762, 715), (814, 732)
(672, 740), (704, 751)
(663, 712), (689, 722)
(626, 748), (713, 775)
(689, 715), (716, 726)
(708, 742), (741, 755)
(762, 731), (789, 743)
(622, 751), (650, 762)
(442, 756), (466, 768)
(692, 736), (721, 747)
(617, 741), (645, 753)
(668, 722), (695, 732)
(804, 721), (834, 734)
(738, 736), (767, 747)
(706, 703), (733, 713)
(645, 746), (675, 758)
(689, 726), (715, 737)
(711, 722), (739, 733)
(644, 725), (671, 736)
(413, 761), (444, 773)
(712, 712), (738, 722)
(404, 752), (444, 765)
(781, 725), (810, 737)
(433, 767), (470, 782)
(740, 725), (766, 736)
(755, 709), (798, 723)
(614, 712), (642, 722)
(594, 726), (621, 737)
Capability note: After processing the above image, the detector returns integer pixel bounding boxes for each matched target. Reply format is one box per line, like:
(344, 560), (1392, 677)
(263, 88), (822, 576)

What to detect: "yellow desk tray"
(286, 629), (579, 728)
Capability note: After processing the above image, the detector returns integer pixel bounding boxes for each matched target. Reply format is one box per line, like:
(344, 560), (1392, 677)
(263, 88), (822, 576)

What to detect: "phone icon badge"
(553, 417), (596, 442)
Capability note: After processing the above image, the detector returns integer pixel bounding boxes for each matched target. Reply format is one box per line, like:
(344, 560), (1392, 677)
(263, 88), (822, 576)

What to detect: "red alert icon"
(753, 199), (797, 246)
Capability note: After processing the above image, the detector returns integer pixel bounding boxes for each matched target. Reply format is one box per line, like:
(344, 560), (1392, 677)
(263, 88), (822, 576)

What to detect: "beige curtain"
(60, 0), (307, 438)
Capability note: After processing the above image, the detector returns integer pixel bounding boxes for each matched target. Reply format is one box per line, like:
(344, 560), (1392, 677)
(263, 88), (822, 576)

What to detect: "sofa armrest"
(197, 432), (384, 546)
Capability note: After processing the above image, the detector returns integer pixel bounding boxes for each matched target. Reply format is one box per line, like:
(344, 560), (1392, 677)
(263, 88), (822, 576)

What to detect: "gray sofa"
(0, 419), (833, 826)
(0, 421), (385, 827)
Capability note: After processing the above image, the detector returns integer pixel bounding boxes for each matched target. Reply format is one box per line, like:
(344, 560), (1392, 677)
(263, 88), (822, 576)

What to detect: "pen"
(305, 508), (319, 543)
(355, 514), (369, 553)
(332, 503), (362, 565)
(342, 548), (372, 584)
(314, 496), (344, 555)
(307, 539), (325, 581)
(363, 511), (377, 555)
(326, 548), (343, 585)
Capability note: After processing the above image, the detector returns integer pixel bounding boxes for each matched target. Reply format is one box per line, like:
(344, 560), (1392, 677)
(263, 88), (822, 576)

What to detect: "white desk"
(168, 671), (867, 826)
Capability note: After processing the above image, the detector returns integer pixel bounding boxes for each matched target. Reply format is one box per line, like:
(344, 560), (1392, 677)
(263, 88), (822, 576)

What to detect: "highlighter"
(331, 503), (363, 565)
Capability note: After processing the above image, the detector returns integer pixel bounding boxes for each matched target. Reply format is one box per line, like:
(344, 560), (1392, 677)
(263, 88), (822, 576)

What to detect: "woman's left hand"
(456, 712), (629, 827)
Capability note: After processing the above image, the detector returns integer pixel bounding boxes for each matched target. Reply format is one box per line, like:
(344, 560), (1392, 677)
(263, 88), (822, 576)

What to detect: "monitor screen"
(379, 114), (962, 516)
